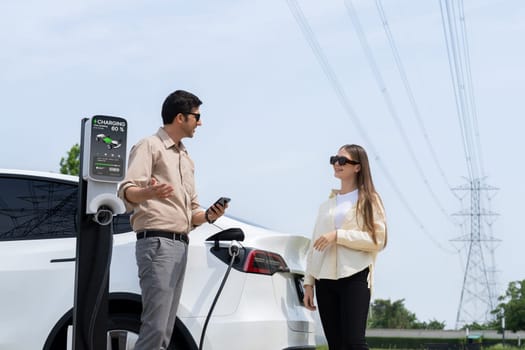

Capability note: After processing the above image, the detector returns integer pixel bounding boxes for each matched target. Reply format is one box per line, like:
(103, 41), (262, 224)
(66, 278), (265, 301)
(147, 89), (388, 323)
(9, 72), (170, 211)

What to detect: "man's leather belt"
(136, 230), (189, 244)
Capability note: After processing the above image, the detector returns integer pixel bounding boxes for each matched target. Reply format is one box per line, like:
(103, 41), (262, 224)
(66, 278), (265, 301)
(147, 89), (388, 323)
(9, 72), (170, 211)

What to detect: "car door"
(0, 174), (78, 350)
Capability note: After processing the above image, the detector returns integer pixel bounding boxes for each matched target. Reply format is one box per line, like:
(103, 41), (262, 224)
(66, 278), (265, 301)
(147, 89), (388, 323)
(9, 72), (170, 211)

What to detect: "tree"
(420, 319), (447, 330)
(369, 299), (418, 329)
(460, 321), (492, 331)
(491, 280), (525, 332)
(368, 298), (445, 330)
(60, 143), (80, 175)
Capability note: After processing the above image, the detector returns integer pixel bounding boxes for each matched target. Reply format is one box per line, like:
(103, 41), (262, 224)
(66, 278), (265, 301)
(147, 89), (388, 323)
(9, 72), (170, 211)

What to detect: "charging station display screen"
(89, 116), (127, 182)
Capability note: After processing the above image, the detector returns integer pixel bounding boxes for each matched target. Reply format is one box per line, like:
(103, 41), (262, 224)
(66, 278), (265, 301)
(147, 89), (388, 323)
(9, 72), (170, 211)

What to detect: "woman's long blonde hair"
(341, 144), (387, 247)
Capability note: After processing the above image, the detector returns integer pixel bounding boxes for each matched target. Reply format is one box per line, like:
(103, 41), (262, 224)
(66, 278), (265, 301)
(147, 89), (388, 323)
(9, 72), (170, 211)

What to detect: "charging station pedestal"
(72, 116), (127, 350)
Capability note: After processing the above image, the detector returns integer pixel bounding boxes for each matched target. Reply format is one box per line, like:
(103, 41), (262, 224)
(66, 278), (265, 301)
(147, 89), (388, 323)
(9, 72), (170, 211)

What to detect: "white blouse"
(334, 189), (358, 229)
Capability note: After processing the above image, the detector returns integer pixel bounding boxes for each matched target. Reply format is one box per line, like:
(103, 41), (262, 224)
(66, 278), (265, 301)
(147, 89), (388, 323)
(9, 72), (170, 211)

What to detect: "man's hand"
(303, 285), (316, 311)
(313, 230), (337, 251)
(205, 201), (228, 223)
(146, 177), (174, 199)
(124, 177), (174, 204)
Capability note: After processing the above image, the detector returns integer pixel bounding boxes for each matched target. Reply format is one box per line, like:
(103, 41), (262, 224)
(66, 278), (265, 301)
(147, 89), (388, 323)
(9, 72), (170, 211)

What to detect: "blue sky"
(1, 0), (524, 329)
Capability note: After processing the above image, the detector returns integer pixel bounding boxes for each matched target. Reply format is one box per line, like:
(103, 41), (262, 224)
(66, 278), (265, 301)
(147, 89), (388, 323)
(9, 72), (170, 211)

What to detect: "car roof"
(0, 168), (310, 242)
(0, 168), (78, 183)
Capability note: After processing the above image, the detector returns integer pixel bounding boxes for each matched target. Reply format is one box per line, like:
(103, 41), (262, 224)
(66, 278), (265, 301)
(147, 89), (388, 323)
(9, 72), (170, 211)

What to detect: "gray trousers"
(134, 237), (188, 350)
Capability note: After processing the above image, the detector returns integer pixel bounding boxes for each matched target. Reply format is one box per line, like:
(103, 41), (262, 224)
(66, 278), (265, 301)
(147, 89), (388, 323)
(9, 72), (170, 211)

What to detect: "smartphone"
(213, 197), (231, 207)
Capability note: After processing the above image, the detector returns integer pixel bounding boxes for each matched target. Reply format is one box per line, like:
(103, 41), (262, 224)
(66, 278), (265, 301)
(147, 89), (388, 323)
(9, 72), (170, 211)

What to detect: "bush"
(316, 337), (523, 349)
(485, 344), (521, 350)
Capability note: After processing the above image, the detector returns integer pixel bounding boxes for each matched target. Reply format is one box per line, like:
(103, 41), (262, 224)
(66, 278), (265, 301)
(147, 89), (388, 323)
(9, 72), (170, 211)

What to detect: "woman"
(303, 144), (387, 350)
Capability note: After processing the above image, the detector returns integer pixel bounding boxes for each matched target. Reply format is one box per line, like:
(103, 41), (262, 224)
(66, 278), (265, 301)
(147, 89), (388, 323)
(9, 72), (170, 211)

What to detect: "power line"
(439, 0), (473, 180)
(439, 0), (485, 181)
(457, 1), (486, 178)
(374, 0), (455, 192)
(439, 0), (498, 328)
(344, 0), (456, 226)
(286, 0), (455, 254)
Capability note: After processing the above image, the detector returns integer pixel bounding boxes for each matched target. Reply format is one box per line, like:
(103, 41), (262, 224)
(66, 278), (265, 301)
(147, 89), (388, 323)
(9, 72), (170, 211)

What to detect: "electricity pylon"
(452, 177), (499, 329)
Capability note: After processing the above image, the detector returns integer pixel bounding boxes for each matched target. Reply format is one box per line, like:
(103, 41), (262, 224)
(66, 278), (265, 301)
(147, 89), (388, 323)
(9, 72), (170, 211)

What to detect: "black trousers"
(315, 268), (370, 350)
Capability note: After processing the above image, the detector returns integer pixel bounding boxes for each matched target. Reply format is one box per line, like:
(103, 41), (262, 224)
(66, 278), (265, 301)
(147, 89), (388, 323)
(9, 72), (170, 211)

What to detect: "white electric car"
(0, 169), (317, 350)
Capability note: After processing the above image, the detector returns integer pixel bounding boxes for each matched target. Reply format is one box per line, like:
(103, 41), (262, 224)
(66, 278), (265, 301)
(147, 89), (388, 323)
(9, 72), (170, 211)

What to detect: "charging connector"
(228, 240), (241, 257)
(92, 206), (114, 226)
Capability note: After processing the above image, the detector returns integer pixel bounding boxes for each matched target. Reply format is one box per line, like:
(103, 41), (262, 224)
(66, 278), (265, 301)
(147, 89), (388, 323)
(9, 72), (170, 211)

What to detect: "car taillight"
(242, 249), (290, 275)
(209, 246), (290, 275)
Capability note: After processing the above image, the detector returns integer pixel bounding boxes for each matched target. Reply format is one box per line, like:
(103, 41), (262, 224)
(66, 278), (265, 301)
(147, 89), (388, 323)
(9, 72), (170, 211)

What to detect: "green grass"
(316, 348), (382, 350)
(316, 346), (522, 350)
(317, 344), (523, 350)
(485, 345), (521, 350)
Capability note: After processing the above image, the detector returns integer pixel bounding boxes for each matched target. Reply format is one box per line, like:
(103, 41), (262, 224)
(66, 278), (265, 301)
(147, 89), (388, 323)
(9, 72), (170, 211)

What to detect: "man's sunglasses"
(330, 155), (360, 166)
(186, 112), (201, 122)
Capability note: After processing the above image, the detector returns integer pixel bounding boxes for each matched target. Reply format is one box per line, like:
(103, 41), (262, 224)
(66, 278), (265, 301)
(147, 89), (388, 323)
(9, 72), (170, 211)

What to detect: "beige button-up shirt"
(304, 190), (387, 289)
(118, 127), (203, 234)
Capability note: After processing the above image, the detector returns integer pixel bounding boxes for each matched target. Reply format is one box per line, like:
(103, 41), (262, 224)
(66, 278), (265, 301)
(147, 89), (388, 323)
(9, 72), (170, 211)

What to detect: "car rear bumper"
(181, 270), (316, 350)
(186, 318), (316, 350)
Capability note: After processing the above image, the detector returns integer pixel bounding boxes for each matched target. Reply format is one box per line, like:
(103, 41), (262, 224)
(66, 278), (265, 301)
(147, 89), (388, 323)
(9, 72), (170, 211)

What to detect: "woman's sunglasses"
(329, 155), (360, 166)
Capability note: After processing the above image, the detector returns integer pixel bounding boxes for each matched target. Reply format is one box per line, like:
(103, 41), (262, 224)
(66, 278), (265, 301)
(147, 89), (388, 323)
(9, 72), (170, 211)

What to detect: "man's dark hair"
(161, 90), (202, 125)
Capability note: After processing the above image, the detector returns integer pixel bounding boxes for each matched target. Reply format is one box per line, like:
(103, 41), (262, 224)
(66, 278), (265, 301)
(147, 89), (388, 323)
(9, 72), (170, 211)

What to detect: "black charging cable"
(198, 241), (241, 350)
(88, 216), (114, 350)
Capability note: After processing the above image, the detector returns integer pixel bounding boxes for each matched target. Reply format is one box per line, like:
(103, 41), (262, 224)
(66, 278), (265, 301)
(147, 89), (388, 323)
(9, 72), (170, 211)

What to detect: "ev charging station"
(71, 115), (127, 350)
(69, 115), (245, 350)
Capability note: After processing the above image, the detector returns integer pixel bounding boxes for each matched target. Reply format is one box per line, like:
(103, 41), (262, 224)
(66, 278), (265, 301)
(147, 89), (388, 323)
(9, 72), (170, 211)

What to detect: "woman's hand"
(303, 285), (316, 311)
(313, 230), (337, 251)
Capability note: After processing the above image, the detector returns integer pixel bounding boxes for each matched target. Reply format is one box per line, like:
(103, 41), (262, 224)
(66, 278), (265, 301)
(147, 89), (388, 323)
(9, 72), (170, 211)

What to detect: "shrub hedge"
(365, 337), (521, 349)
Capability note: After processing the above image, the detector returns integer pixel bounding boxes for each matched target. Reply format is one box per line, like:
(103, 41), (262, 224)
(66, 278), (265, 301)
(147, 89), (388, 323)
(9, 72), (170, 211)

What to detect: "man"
(118, 90), (227, 350)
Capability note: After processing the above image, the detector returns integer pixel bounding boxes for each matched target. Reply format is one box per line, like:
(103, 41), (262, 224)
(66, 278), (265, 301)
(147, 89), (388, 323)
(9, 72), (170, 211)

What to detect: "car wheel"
(107, 313), (140, 350)
(107, 313), (194, 350)
(46, 312), (194, 350)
